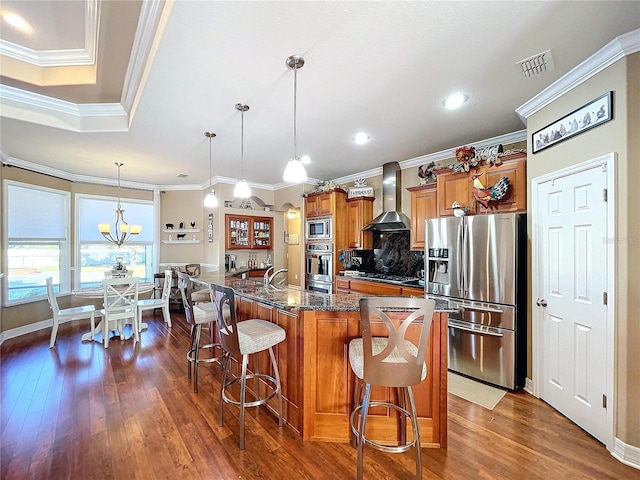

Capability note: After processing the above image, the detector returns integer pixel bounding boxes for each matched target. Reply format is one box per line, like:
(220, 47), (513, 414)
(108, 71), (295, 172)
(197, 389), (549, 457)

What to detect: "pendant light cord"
(293, 64), (298, 160)
(241, 108), (245, 178)
(115, 162), (123, 207)
(208, 135), (212, 189)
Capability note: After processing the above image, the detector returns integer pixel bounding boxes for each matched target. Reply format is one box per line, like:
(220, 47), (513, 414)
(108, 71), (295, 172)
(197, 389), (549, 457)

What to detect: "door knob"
(536, 298), (548, 307)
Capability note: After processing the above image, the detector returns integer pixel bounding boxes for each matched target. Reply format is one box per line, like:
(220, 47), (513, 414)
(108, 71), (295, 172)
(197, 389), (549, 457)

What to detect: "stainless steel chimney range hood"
(362, 161), (410, 232)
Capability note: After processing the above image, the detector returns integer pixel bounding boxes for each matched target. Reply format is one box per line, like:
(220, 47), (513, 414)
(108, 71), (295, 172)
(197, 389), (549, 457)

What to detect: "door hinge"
(603, 188), (608, 202)
(602, 394), (607, 408)
(603, 291), (608, 305)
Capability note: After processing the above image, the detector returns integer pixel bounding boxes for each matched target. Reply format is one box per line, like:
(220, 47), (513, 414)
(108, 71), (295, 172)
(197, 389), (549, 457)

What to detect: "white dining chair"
(137, 270), (172, 328)
(100, 276), (139, 348)
(46, 277), (98, 348)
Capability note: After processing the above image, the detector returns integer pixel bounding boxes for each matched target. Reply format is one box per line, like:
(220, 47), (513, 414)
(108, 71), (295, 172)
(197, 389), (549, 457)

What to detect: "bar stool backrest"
(210, 283), (241, 357)
(177, 271), (195, 325)
(359, 296), (435, 387)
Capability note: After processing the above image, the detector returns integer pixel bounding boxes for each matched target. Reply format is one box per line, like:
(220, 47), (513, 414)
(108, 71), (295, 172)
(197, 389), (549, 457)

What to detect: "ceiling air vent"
(177, 173), (188, 178)
(517, 49), (555, 78)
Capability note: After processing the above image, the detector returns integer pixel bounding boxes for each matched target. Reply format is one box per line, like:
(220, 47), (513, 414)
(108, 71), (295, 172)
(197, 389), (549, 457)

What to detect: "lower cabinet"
(336, 277), (426, 297)
(235, 296), (302, 434)
(301, 308), (447, 447)
(234, 290), (447, 448)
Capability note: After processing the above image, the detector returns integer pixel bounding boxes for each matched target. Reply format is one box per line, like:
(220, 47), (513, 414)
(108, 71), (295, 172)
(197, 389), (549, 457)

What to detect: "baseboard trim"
(612, 438), (640, 470)
(1, 316), (61, 346)
(524, 377), (535, 396)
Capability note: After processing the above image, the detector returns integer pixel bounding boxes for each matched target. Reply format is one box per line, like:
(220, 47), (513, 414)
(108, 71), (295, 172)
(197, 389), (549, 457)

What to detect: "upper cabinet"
(345, 197), (374, 249)
(407, 184), (437, 250)
(473, 153), (527, 214)
(437, 152), (527, 217)
(304, 189), (346, 218)
(225, 214), (273, 250)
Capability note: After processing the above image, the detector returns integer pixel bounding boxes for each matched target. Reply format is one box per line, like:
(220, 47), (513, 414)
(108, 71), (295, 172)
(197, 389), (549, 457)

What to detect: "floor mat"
(448, 372), (507, 410)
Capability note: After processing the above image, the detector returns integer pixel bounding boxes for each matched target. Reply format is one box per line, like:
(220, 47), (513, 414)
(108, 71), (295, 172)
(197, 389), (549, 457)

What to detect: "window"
(76, 195), (154, 288)
(5, 181), (70, 304)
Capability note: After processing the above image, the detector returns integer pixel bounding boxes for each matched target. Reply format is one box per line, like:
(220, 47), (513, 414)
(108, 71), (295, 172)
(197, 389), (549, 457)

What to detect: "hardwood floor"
(1, 311), (636, 480)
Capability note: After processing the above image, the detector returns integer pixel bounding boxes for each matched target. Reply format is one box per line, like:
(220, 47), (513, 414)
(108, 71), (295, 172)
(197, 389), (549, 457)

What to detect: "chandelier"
(204, 131), (219, 207)
(98, 162), (141, 247)
(283, 55), (308, 183)
(233, 103), (252, 198)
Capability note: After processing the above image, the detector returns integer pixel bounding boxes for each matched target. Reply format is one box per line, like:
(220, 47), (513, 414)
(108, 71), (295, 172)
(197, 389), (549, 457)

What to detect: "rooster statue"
(472, 173), (510, 209)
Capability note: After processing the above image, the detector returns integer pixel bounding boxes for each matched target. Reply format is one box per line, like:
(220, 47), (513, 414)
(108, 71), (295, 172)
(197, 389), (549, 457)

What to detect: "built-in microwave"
(306, 217), (332, 241)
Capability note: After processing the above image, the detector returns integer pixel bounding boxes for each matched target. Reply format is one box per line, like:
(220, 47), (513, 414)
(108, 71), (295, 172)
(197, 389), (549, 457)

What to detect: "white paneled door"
(535, 159), (611, 445)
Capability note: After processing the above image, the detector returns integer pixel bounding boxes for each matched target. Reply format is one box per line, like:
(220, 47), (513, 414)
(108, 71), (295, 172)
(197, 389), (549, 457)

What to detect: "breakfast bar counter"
(195, 271), (451, 448)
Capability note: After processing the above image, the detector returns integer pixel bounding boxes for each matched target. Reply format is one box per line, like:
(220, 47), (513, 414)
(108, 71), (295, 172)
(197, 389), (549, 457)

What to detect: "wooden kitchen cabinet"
(304, 189), (346, 218)
(473, 153), (527, 214)
(407, 183), (437, 250)
(437, 170), (474, 217)
(437, 152), (527, 217)
(345, 197), (374, 249)
(336, 277), (425, 297)
(225, 214), (273, 250)
(335, 277), (351, 294)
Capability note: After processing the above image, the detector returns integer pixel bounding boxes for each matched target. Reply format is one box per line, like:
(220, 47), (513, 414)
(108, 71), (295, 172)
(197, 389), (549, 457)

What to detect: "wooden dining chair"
(45, 277), (97, 348)
(100, 276), (140, 348)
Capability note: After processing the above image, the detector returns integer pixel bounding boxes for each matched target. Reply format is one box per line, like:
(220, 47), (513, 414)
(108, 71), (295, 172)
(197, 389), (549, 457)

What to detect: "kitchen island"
(195, 271), (454, 448)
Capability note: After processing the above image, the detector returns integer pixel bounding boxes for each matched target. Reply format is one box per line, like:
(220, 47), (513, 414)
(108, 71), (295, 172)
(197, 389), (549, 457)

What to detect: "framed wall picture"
(532, 91), (613, 153)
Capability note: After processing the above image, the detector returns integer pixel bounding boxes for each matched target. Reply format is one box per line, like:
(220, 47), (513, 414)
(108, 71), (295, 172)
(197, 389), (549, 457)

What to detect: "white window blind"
(7, 183), (68, 240)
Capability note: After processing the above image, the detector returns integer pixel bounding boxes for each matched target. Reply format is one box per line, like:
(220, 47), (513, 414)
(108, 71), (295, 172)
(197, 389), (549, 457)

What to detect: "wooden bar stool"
(210, 283), (285, 450)
(348, 296), (435, 480)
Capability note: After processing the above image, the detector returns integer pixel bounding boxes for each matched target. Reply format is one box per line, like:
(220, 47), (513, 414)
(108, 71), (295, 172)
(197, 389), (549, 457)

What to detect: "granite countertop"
(195, 270), (457, 313)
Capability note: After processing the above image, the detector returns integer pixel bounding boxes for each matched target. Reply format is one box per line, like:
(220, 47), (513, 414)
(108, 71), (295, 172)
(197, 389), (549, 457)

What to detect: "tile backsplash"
(351, 231), (424, 277)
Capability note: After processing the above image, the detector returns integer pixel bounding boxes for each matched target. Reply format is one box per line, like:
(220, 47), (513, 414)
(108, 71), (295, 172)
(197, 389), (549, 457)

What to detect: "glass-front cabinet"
(225, 214), (273, 250)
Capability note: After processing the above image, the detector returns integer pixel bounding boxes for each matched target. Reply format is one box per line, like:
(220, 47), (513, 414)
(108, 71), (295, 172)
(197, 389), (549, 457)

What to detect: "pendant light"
(233, 103), (252, 198)
(98, 162), (142, 247)
(283, 55), (308, 183)
(203, 131), (219, 208)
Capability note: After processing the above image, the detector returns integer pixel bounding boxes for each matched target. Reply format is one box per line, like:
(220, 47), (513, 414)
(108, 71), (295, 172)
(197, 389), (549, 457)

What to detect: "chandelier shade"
(234, 103), (252, 199)
(283, 55), (308, 183)
(204, 131), (219, 208)
(98, 162), (142, 247)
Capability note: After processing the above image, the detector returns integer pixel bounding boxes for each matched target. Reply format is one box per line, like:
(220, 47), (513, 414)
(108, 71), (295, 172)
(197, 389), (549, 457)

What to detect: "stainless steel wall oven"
(305, 243), (333, 294)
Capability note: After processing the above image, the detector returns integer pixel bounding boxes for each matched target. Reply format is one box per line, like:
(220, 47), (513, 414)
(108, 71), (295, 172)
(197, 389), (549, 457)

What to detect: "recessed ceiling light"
(2, 11), (34, 35)
(300, 155), (311, 165)
(352, 132), (370, 145)
(443, 93), (468, 110)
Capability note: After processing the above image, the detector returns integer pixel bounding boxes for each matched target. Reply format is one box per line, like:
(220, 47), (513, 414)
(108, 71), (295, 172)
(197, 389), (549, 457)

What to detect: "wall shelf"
(161, 240), (200, 244)
(162, 228), (200, 233)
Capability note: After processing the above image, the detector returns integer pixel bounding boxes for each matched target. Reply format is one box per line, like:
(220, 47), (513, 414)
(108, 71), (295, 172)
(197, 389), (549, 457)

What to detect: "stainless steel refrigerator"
(425, 213), (527, 390)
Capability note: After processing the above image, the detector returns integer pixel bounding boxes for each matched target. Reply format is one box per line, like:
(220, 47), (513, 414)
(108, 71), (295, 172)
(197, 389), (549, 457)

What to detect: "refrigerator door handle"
(457, 224), (464, 292)
(448, 319), (505, 338)
(451, 302), (505, 314)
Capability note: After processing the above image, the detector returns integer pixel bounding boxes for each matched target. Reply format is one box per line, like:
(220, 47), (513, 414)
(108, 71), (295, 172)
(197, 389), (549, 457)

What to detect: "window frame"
(3, 180), (71, 306)
(75, 193), (155, 289)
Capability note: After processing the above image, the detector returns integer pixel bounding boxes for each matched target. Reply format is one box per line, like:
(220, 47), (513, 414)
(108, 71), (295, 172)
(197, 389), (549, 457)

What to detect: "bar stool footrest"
(222, 372), (281, 409)
(187, 342), (224, 364)
(350, 401), (417, 454)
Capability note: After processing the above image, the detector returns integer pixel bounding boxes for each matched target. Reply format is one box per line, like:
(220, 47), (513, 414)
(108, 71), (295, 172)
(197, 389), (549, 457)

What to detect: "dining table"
(72, 282), (155, 342)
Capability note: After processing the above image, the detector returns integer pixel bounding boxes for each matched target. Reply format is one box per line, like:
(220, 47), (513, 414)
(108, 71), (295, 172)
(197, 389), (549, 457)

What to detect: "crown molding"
(399, 129), (527, 171)
(0, 0), (167, 132)
(3, 156), (157, 191)
(0, 0), (99, 67)
(0, 84), (129, 132)
(516, 28), (640, 123)
(121, 0), (170, 118)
